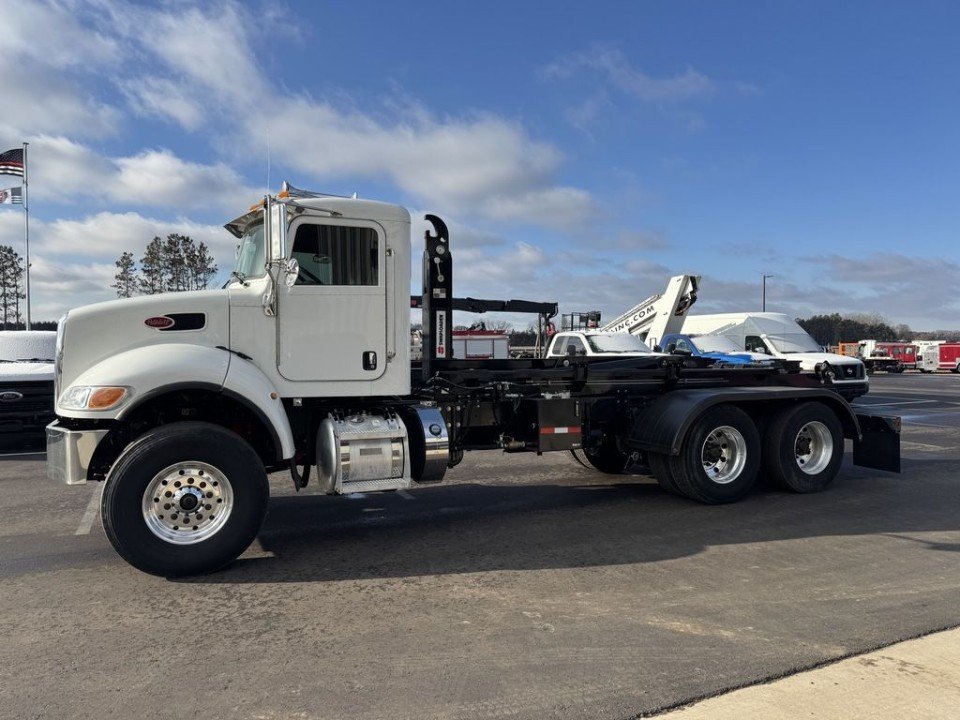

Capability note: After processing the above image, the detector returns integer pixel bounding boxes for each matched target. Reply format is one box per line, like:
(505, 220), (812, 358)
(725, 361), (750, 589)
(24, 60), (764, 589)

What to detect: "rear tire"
(668, 405), (760, 504)
(102, 422), (269, 576)
(574, 439), (634, 474)
(648, 452), (681, 495)
(761, 402), (843, 493)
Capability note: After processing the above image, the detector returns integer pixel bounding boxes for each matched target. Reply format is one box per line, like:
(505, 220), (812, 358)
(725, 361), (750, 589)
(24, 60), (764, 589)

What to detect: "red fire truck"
(876, 342), (918, 370)
(918, 343), (960, 373)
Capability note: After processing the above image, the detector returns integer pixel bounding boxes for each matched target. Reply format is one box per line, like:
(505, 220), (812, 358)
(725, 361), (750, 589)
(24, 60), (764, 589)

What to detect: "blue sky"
(1, 1), (958, 328)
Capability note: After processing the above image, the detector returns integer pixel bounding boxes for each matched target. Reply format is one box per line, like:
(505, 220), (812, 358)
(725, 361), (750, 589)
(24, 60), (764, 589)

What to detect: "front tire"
(102, 422), (269, 576)
(761, 402), (843, 493)
(668, 405), (761, 504)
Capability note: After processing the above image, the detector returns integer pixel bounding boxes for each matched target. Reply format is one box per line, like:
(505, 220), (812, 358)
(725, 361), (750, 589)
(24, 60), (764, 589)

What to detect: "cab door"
(277, 217), (387, 382)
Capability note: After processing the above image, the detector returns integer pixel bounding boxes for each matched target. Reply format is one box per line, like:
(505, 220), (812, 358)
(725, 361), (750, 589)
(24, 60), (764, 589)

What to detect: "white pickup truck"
(546, 331), (663, 358)
(0, 331), (56, 450)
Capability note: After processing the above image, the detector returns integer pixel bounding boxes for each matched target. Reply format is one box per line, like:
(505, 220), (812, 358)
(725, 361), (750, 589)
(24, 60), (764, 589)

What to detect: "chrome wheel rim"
(701, 425), (747, 484)
(141, 462), (233, 544)
(794, 421), (833, 475)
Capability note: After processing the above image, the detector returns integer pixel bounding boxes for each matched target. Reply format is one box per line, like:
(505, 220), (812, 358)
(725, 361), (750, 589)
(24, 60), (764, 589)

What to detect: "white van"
(681, 313), (868, 400)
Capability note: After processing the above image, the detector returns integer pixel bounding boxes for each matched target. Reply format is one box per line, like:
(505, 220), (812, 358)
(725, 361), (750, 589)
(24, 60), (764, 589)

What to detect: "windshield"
(764, 333), (821, 354)
(585, 334), (653, 353)
(233, 222), (266, 280)
(690, 335), (745, 354)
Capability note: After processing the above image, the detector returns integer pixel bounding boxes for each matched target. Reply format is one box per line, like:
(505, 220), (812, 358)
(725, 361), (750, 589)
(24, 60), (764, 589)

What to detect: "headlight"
(59, 385), (130, 411)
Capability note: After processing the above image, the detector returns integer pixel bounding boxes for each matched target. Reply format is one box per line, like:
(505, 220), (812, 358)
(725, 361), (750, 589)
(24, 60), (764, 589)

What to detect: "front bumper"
(46, 421), (109, 485)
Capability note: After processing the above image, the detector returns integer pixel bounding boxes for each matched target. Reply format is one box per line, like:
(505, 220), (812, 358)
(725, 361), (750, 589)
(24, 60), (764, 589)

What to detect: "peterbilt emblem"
(0, 391), (23, 402)
(144, 316), (175, 329)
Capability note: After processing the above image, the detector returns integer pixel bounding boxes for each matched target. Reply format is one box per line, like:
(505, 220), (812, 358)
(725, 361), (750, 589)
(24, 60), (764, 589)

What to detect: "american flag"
(0, 148), (24, 177)
(0, 186), (22, 204)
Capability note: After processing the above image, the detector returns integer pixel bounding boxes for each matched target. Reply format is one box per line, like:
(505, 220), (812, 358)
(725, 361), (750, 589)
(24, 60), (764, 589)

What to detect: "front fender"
(59, 344), (296, 462)
(58, 344), (230, 420)
(221, 354), (295, 460)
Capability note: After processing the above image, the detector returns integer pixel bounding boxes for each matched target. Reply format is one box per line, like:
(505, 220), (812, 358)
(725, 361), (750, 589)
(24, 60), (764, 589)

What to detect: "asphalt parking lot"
(2, 373), (960, 720)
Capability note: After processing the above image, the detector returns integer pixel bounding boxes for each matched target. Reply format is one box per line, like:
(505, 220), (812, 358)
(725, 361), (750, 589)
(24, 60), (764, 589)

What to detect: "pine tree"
(0, 246), (25, 329)
(139, 237), (167, 295)
(191, 241), (218, 290)
(124, 234), (220, 295)
(112, 251), (138, 298)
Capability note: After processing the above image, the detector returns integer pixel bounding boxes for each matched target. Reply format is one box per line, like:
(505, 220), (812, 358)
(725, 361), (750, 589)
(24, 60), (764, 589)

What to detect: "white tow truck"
(47, 184), (899, 576)
(599, 274), (701, 349)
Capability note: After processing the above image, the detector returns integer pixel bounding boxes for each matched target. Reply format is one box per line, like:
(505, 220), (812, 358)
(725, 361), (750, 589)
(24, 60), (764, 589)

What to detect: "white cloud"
(0, 209), (235, 318)
(543, 47), (719, 103)
(34, 211), (235, 263)
(481, 187), (597, 229)
(0, 1), (122, 139)
(27, 136), (261, 213)
(120, 77), (206, 130)
(89, 1), (593, 225)
(4, 1), (595, 231)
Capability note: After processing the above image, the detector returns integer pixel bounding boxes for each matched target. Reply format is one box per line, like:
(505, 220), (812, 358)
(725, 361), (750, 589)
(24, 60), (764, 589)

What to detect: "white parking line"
(859, 399), (941, 407)
(75, 486), (102, 535)
(397, 489), (415, 500)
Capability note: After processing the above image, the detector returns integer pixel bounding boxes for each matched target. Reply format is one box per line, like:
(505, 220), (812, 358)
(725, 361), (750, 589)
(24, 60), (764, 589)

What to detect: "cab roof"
(225, 193), (411, 237)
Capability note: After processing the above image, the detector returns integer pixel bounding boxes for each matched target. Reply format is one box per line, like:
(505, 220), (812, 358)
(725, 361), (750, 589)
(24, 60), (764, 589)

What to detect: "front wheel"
(667, 405), (761, 504)
(102, 422), (269, 576)
(762, 402), (843, 493)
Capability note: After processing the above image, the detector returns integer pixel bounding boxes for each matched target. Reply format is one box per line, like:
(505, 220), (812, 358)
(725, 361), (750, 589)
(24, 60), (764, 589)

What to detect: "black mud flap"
(852, 414), (901, 473)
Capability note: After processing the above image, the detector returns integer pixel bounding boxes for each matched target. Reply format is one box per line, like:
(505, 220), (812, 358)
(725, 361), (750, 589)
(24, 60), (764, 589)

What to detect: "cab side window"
(291, 224), (379, 286)
(565, 337), (587, 355)
(745, 335), (769, 353)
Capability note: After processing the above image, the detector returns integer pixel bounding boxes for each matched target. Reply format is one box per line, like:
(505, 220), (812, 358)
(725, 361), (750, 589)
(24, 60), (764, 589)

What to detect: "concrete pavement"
(654, 627), (960, 719)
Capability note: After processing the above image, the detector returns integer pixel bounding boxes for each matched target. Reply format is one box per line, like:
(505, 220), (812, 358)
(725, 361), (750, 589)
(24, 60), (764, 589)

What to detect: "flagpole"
(22, 141), (30, 330)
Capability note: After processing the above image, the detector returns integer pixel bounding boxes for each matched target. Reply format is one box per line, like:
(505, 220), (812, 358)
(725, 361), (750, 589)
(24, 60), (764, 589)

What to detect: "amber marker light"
(88, 387), (128, 409)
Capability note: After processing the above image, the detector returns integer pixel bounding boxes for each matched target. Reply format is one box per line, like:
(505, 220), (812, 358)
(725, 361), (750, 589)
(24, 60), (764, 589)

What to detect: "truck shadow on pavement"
(178, 457), (960, 584)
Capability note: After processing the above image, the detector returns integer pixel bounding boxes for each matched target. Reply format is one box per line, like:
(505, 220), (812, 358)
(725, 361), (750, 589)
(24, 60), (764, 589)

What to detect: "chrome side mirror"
(284, 257), (299, 287)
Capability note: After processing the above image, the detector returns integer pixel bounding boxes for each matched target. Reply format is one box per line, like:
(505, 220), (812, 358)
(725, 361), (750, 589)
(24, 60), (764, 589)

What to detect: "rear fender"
(627, 387), (860, 455)
(626, 386), (899, 473)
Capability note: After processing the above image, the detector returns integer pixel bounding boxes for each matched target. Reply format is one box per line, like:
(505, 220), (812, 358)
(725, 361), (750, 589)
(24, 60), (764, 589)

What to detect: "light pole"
(761, 274), (774, 311)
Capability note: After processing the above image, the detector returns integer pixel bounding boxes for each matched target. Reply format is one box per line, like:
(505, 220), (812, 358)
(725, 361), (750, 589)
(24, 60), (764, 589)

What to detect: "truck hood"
(0, 362), (55, 383)
(59, 290), (231, 394)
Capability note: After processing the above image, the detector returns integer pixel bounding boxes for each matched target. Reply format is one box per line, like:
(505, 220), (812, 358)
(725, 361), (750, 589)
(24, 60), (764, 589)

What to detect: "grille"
(0, 380), (54, 415)
(837, 364), (864, 380)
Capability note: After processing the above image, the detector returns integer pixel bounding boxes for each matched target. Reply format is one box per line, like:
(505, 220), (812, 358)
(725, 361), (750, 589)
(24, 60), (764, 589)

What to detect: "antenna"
(266, 128), (271, 191)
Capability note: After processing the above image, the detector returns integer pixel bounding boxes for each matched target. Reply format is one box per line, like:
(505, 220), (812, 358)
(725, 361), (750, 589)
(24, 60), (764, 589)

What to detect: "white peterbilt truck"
(48, 184), (900, 576)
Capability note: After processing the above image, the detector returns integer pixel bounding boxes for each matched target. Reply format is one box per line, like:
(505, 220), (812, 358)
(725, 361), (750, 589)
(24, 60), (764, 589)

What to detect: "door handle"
(363, 351), (378, 371)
